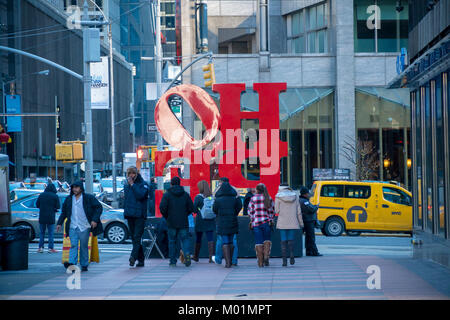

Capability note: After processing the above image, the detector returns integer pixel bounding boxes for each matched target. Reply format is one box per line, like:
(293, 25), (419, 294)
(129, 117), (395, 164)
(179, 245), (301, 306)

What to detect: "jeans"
(214, 234), (238, 265)
(168, 227), (191, 265)
(127, 217), (145, 262)
(196, 231), (214, 243)
(279, 229), (296, 241)
(68, 227), (90, 267)
(253, 222), (271, 245)
(39, 224), (55, 249)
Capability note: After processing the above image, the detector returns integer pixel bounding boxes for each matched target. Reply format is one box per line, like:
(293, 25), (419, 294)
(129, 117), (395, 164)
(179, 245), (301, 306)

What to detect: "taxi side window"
(345, 186), (371, 199)
(23, 199), (37, 208)
(320, 185), (344, 197)
(382, 187), (411, 205)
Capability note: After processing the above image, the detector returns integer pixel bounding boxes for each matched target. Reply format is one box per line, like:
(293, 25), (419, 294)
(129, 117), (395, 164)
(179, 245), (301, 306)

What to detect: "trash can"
(0, 226), (30, 271)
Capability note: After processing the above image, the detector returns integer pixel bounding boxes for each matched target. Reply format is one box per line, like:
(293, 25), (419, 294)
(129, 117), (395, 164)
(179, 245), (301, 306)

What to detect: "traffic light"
(150, 146), (157, 162)
(137, 148), (144, 161)
(136, 147), (149, 161)
(202, 63), (215, 87)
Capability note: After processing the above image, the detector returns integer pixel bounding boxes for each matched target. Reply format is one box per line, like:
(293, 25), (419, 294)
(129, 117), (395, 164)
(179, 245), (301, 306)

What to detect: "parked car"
(92, 182), (107, 203)
(24, 177), (52, 184)
(100, 177), (126, 205)
(11, 193), (130, 244)
(9, 182), (25, 192)
(10, 188), (42, 202)
(23, 182), (47, 190)
(310, 180), (413, 237)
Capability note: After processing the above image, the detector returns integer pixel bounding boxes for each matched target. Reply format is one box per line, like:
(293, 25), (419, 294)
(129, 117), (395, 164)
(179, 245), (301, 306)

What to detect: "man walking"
(36, 183), (60, 253)
(299, 187), (322, 256)
(159, 177), (195, 267)
(56, 181), (103, 271)
(124, 166), (149, 267)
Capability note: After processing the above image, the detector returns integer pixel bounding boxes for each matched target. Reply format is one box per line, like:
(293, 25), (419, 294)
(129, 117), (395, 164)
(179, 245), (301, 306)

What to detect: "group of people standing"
(36, 165), (321, 272)
(158, 175), (322, 269)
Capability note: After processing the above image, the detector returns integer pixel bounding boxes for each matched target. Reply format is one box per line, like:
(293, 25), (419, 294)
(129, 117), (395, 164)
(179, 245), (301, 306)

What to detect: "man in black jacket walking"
(299, 187), (322, 256)
(124, 166), (149, 267)
(56, 181), (103, 271)
(36, 183), (60, 253)
(159, 177), (194, 267)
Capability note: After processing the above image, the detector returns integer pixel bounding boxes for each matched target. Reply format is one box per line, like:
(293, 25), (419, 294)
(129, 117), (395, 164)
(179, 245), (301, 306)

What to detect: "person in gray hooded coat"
(275, 183), (304, 266)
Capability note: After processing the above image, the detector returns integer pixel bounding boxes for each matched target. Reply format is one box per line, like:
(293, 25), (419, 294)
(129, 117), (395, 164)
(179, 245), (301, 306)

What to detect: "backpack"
(200, 195), (216, 220)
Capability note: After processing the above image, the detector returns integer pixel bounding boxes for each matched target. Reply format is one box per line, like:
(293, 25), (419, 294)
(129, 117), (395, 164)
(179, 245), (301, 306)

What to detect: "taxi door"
(380, 186), (412, 231)
(315, 184), (345, 222)
(342, 184), (379, 231)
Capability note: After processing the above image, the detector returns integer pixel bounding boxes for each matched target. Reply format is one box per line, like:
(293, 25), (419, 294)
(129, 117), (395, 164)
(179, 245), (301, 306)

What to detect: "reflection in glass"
(425, 84), (433, 232)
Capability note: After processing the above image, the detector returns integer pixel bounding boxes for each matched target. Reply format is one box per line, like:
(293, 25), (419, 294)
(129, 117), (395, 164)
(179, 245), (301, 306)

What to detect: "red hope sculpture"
(153, 83), (287, 217)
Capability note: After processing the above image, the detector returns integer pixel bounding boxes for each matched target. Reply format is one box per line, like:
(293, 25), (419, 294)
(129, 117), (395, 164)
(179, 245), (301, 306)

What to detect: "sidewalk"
(1, 253), (449, 300)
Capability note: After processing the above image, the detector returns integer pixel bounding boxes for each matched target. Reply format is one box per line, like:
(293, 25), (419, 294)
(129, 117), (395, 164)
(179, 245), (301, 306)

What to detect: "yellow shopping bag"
(61, 219), (99, 264)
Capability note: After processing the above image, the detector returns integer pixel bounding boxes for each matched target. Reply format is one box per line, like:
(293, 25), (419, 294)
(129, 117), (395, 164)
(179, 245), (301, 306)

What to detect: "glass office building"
(387, 0), (450, 263)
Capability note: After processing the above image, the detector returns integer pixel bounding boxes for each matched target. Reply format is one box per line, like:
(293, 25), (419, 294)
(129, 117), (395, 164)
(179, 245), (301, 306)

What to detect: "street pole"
(130, 65), (135, 151)
(82, 1), (94, 194)
(109, 23), (118, 208)
(155, 0), (163, 190)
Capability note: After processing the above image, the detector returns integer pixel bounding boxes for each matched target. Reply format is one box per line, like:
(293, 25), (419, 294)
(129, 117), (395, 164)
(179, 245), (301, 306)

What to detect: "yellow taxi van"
(310, 180), (412, 236)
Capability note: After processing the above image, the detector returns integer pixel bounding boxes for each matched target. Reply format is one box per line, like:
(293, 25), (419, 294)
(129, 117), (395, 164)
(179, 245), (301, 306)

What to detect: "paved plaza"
(1, 237), (449, 300)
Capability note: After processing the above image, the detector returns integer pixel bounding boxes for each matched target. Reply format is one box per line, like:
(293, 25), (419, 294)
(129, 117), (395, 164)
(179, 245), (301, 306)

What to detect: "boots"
(223, 244), (232, 268)
(287, 240), (295, 265)
(192, 243), (201, 262)
(281, 241), (288, 267)
(263, 240), (272, 266)
(179, 250), (185, 264)
(255, 244), (264, 267)
(208, 241), (215, 263)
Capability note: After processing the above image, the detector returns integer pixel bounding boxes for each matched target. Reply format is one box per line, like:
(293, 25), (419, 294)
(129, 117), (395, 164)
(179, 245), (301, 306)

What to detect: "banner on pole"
(5, 95), (21, 132)
(90, 56), (109, 109)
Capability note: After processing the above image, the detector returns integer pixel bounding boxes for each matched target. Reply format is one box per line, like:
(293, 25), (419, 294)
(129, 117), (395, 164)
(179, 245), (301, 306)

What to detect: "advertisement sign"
(5, 95), (21, 132)
(313, 168), (351, 181)
(90, 56), (109, 109)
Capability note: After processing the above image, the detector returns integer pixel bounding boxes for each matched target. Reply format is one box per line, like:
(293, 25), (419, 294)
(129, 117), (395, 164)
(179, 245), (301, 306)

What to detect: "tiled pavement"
(2, 254), (450, 300)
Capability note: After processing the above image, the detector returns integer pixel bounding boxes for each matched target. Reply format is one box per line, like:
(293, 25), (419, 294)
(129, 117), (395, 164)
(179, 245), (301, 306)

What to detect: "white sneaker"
(211, 256), (216, 263)
(37, 248), (44, 253)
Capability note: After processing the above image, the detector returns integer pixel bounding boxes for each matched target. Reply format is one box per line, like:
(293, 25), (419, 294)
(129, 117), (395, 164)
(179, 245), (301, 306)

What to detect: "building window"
(434, 75), (445, 236)
(287, 2), (328, 54)
(355, 88), (411, 188)
(354, 0), (408, 53)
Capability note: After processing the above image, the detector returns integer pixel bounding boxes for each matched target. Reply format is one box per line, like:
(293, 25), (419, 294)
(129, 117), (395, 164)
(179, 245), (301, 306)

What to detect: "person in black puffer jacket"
(159, 177), (194, 267)
(36, 183), (60, 253)
(212, 179), (242, 268)
(123, 166), (149, 267)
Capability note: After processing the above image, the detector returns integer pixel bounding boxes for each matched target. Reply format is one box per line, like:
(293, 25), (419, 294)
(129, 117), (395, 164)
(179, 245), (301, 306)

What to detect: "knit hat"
(299, 186), (310, 195)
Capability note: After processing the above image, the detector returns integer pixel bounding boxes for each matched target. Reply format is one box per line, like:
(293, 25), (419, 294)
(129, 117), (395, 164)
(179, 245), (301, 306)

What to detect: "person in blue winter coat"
(123, 166), (149, 267)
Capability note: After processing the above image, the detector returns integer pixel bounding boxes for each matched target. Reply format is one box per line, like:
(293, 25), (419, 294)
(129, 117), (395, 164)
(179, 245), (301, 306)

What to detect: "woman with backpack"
(192, 180), (216, 263)
(248, 183), (275, 267)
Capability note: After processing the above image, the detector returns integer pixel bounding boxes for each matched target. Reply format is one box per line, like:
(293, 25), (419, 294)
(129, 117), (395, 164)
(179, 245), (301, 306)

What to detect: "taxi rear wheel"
(324, 217), (344, 237)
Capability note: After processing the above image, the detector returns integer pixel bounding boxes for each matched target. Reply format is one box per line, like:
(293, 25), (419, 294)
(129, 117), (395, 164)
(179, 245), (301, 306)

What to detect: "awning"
(356, 87), (410, 108)
(239, 88), (335, 122)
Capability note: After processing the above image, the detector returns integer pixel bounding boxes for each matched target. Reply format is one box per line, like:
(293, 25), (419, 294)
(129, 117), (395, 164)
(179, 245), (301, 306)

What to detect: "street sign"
(147, 124), (157, 133)
(55, 144), (73, 160)
(313, 168), (351, 181)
